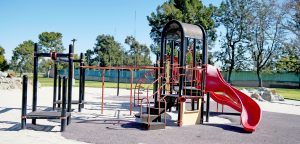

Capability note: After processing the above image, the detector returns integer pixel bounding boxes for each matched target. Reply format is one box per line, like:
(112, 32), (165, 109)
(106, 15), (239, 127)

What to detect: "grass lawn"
(237, 86), (300, 101)
(275, 88), (300, 101)
(34, 77), (299, 100)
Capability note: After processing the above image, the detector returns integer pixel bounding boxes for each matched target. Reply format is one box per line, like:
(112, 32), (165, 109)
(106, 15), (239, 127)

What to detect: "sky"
(0, 0), (222, 62)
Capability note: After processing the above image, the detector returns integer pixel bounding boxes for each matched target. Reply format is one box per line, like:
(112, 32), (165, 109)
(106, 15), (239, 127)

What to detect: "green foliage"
(0, 46), (9, 71)
(85, 49), (95, 66)
(93, 34), (123, 66)
(11, 40), (34, 74)
(38, 32), (65, 52)
(186, 51), (193, 65)
(38, 59), (54, 73)
(124, 36), (152, 66)
(147, 0), (217, 54)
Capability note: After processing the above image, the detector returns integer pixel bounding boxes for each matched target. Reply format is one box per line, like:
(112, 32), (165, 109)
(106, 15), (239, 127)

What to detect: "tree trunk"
(257, 69), (263, 87)
(228, 68), (233, 84)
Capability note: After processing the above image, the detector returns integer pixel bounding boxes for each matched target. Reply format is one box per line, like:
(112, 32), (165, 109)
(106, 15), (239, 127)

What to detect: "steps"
(140, 122), (165, 130)
(135, 106), (166, 130)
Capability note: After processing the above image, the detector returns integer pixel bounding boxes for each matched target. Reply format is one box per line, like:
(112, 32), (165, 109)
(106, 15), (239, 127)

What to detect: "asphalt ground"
(62, 101), (300, 144)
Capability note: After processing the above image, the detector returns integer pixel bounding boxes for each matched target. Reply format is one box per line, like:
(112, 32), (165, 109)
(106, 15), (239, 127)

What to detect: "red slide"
(204, 65), (261, 132)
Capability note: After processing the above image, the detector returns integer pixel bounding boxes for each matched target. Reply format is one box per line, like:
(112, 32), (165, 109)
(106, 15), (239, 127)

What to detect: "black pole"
(177, 37), (187, 126)
(53, 62), (58, 110)
(61, 76), (67, 132)
(67, 44), (74, 112)
(206, 92), (210, 122)
(82, 65), (86, 108)
(117, 69), (120, 96)
(21, 75), (28, 129)
(58, 75), (62, 108)
(153, 64), (158, 104)
(170, 41), (174, 94)
(78, 53), (83, 112)
(199, 25), (207, 124)
(192, 39), (196, 111)
(32, 43), (38, 125)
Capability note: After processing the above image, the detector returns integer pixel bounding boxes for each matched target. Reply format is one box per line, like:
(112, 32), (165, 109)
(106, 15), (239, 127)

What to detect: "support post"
(198, 25), (207, 124)
(21, 75), (28, 129)
(101, 70), (105, 114)
(170, 41), (174, 94)
(67, 44), (74, 112)
(117, 69), (120, 96)
(53, 62), (58, 110)
(191, 39), (196, 111)
(206, 92), (210, 122)
(82, 65), (86, 108)
(78, 53), (83, 112)
(32, 43), (38, 125)
(153, 63), (158, 103)
(177, 37), (187, 126)
(58, 75), (62, 108)
(61, 76), (67, 132)
(130, 70), (133, 115)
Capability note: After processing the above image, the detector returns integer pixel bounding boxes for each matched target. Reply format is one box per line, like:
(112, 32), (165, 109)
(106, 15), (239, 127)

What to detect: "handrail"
(133, 70), (156, 106)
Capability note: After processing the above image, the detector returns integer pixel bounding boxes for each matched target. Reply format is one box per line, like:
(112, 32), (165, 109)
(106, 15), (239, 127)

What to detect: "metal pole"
(101, 70), (105, 114)
(67, 44), (74, 112)
(21, 75), (28, 129)
(117, 69), (120, 96)
(78, 53), (83, 112)
(177, 37), (187, 126)
(130, 69), (133, 115)
(82, 65), (86, 108)
(58, 75), (61, 108)
(32, 43), (38, 125)
(61, 76), (67, 132)
(199, 25), (207, 124)
(192, 39), (196, 110)
(53, 62), (58, 110)
(153, 63), (158, 103)
(170, 41), (174, 94)
(206, 92), (210, 122)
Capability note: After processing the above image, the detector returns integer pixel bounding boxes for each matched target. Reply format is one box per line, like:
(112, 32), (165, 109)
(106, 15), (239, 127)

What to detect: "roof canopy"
(163, 20), (204, 40)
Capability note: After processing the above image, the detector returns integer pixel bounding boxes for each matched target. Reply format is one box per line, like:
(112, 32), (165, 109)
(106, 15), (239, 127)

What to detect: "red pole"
(101, 70), (105, 114)
(130, 69), (133, 115)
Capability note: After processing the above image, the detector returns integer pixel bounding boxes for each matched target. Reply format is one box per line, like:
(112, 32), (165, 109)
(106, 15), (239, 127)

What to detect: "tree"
(94, 34), (123, 67)
(214, 0), (254, 83)
(249, 0), (285, 87)
(11, 40), (34, 75)
(38, 32), (65, 52)
(84, 49), (95, 66)
(0, 46), (9, 71)
(277, 0), (300, 73)
(147, 0), (217, 55)
(124, 36), (152, 66)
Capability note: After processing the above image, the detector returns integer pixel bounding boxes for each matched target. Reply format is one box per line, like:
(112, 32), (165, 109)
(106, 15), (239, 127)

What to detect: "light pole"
(71, 39), (77, 85)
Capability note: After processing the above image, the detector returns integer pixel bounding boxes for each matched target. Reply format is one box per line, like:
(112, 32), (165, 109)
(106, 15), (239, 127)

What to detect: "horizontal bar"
(37, 53), (69, 58)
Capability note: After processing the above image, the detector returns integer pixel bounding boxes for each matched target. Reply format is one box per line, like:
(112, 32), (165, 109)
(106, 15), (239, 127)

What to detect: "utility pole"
(71, 38), (77, 85)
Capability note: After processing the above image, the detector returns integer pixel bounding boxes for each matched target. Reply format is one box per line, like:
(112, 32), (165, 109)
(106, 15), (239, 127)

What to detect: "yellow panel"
(181, 99), (202, 126)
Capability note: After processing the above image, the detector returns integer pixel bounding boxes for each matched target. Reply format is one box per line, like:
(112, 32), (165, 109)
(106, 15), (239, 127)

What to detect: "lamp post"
(71, 39), (77, 85)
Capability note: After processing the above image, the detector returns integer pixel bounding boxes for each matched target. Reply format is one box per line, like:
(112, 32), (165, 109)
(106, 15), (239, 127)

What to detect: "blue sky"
(0, 0), (222, 61)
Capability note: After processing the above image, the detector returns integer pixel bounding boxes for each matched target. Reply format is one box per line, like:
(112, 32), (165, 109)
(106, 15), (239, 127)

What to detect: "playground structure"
(21, 43), (76, 131)
(52, 52), (85, 112)
(21, 20), (261, 133)
(78, 20), (261, 132)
